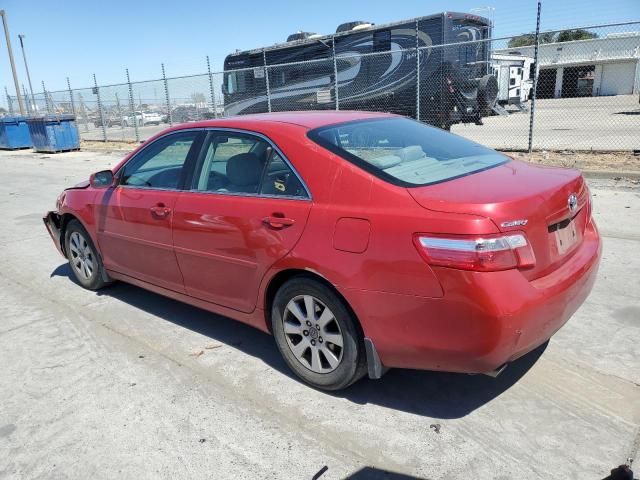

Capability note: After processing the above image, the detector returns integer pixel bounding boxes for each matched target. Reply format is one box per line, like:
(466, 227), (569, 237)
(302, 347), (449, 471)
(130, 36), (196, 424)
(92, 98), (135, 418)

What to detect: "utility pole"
(0, 10), (26, 115)
(18, 34), (36, 112)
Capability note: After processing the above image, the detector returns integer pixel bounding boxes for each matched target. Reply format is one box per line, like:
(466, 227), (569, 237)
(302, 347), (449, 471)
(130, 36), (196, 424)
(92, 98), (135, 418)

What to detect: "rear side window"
(193, 131), (308, 198)
(373, 30), (391, 52)
(194, 133), (268, 194)
(308, 117), (507, 186)
(260, 152), (307, 198)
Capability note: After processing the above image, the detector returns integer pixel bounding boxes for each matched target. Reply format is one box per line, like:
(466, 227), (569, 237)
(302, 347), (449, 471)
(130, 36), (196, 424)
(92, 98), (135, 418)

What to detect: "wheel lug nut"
(303, 330), (309, 336)
(315, 324), (319, 329)
(306, 321), (312, 326)
(319, 337), (323, 343)
(311, 340), (316, 346)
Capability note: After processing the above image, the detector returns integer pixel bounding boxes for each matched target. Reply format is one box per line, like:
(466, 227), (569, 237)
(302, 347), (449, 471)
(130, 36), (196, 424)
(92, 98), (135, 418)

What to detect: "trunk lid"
(408, 159), (590, 279)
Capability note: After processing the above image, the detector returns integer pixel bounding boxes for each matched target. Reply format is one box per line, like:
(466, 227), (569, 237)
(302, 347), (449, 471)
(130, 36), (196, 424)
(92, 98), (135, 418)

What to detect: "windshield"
(308, 117), (507, 186)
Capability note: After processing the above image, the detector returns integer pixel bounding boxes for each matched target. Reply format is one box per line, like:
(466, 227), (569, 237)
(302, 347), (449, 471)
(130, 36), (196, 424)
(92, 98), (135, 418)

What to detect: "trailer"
(491, 53), (534, 107)
(222, 12), (499, 129)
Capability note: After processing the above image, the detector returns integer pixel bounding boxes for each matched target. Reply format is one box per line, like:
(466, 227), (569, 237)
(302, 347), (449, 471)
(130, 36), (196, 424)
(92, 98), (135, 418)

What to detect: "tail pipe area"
(483, 363), (508, 378)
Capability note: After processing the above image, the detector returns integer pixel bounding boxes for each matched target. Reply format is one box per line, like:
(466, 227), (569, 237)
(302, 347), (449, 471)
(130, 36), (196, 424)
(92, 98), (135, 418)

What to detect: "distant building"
(497, 32), (640, 98)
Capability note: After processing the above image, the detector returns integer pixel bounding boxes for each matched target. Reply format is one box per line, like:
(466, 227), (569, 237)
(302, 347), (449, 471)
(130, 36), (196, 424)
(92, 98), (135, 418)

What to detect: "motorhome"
(222, 12), (498, 128)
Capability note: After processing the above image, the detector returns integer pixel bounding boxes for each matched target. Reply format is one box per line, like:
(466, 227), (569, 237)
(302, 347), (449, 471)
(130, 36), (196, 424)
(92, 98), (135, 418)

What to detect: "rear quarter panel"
(263, 141), (501, 311)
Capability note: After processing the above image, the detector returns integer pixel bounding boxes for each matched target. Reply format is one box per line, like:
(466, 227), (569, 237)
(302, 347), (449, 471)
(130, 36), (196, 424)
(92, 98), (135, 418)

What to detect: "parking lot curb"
(582, 170), (640, 181)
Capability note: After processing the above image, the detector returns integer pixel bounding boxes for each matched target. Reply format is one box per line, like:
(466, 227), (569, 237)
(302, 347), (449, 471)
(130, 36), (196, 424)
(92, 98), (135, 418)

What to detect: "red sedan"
(44, 111), (601, 390)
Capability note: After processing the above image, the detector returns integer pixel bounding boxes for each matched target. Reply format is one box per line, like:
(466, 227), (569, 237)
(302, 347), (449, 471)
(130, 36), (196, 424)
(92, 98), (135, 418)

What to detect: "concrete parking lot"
(0, 149), (638, 479)
(452, 95), (640, 151)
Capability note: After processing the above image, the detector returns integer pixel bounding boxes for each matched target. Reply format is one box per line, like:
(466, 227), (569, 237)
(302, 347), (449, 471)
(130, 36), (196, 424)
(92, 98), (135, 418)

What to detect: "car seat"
(224, 152), (263, 193)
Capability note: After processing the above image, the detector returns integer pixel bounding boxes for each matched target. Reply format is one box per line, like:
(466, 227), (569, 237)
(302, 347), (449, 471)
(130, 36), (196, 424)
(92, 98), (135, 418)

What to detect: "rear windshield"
(307, 117), (507, 186)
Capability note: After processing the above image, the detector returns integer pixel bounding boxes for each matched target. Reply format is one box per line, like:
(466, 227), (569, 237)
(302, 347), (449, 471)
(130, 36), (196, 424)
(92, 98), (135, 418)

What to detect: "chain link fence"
(4, 20), (639, 151)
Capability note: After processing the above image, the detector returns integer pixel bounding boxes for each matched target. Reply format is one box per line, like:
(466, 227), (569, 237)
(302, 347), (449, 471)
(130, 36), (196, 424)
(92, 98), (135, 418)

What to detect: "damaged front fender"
(43, 211), (65, 257)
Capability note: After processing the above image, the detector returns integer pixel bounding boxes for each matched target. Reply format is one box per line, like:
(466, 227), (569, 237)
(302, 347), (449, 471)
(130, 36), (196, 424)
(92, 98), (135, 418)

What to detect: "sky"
(1, 0), (638, 96)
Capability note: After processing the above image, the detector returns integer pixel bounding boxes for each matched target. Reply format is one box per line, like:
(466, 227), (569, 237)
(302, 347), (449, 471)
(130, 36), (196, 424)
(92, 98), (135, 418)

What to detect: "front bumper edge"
(43, 211), (65, 257)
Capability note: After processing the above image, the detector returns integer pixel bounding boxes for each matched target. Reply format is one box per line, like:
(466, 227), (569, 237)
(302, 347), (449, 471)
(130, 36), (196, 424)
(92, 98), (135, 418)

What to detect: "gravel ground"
(0, 149), (638, 480)
(513, 151), (640, 176)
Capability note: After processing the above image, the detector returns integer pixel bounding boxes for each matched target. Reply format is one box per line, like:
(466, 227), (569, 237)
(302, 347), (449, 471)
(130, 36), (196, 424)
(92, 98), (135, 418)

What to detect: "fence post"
(126, 68), (140, 143)
(206, 56), (217, 118)
(415, 19), (421, 121)
(262, 50), (272, 113)
(115, 92), (125, 132)
(332, 38), (339, 110)
(93, 73), (107, 142)
(22, 84), (30, 114)
(67, 77), (76, 117)
(41, 81), (51, 114)
(162, 64), (173, 126)
(528, 1), (542, 153)
(77, 92), (89, 132)
(5, 86), (14, 114)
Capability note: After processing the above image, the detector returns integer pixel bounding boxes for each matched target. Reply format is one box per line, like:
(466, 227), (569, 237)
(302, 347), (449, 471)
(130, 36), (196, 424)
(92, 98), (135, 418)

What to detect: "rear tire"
(271, 277), (366, 390)
(64, 220), (111, 291)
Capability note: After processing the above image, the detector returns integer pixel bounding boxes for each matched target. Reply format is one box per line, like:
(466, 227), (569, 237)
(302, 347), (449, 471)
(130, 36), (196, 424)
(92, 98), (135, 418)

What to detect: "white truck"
(491, 54), (534, 107)
(122, 111), (163, 127)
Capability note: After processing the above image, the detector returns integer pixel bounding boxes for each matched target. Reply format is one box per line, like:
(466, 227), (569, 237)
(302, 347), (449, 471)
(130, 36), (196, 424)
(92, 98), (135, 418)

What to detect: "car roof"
(170, 110), (396, 131)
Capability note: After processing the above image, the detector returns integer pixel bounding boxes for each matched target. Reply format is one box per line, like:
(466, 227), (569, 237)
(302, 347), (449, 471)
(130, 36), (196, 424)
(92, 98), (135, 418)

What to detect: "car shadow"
(343, 466), (429, 479)
(51, 263), (546, 420)
(614, 109), (640, 115)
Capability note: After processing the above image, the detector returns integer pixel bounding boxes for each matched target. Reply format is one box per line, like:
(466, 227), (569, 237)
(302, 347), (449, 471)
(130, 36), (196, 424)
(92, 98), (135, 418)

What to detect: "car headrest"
(399, 146), (426, 162)
(369, 155), (402, 169)
(226, 153), (262, 186)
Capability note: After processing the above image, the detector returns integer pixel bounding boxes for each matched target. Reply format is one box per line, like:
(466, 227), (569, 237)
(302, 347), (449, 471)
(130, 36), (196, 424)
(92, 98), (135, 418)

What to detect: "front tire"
(64, 220), (111, 291)
(271, 277), (366, 390)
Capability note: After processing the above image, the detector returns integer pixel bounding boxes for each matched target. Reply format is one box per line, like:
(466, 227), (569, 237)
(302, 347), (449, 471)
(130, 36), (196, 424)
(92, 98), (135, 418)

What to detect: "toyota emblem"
(568, 193), (578, 213)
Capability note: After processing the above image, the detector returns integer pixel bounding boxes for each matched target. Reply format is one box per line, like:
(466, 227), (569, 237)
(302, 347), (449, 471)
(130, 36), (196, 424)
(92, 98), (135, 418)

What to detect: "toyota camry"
(44, 111), (601, 390)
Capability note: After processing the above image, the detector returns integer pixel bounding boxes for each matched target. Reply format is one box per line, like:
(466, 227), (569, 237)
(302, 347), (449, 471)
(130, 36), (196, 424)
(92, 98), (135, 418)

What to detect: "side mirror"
(90, 170), (115, 188)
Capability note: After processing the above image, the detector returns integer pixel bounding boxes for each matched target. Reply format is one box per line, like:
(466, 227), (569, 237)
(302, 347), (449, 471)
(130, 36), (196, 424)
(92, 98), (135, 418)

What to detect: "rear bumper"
(345, 219), (602, 374)
(43, 211), (65, 257)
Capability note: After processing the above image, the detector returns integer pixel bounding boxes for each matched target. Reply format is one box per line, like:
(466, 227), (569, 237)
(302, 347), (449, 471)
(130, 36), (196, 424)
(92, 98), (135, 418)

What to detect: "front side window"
(308, 117), (507, 186)
(120, 131), (199, 189)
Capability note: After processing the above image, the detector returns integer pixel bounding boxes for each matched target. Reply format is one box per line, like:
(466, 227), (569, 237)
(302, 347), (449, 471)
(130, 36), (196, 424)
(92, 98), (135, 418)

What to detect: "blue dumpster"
(27, 115), (80, 153)
(0, 116), (32, 149)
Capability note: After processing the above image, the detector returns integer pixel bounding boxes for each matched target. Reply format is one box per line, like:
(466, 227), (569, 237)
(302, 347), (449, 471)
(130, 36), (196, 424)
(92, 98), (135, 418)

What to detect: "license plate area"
(549, 217), (579, 255)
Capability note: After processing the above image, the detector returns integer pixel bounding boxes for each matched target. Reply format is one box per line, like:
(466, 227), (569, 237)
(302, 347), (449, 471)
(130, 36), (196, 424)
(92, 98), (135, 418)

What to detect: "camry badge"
(568, 193), (578, 213)
(501, 219), (528, 228)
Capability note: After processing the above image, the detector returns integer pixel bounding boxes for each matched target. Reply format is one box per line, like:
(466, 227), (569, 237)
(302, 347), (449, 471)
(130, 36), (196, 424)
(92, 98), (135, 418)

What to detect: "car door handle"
(150, 204), (171, 218)
(262, 215), (295, 229)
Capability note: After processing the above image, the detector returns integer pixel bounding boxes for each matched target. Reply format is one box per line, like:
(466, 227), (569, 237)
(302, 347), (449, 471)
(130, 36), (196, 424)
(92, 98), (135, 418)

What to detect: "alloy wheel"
(283, 295), (344, 373)
(69, 231), (95, 280)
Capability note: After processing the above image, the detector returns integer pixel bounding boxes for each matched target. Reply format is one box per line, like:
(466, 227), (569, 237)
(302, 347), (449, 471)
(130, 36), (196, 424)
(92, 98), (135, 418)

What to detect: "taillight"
(413, 232), (536, 272)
